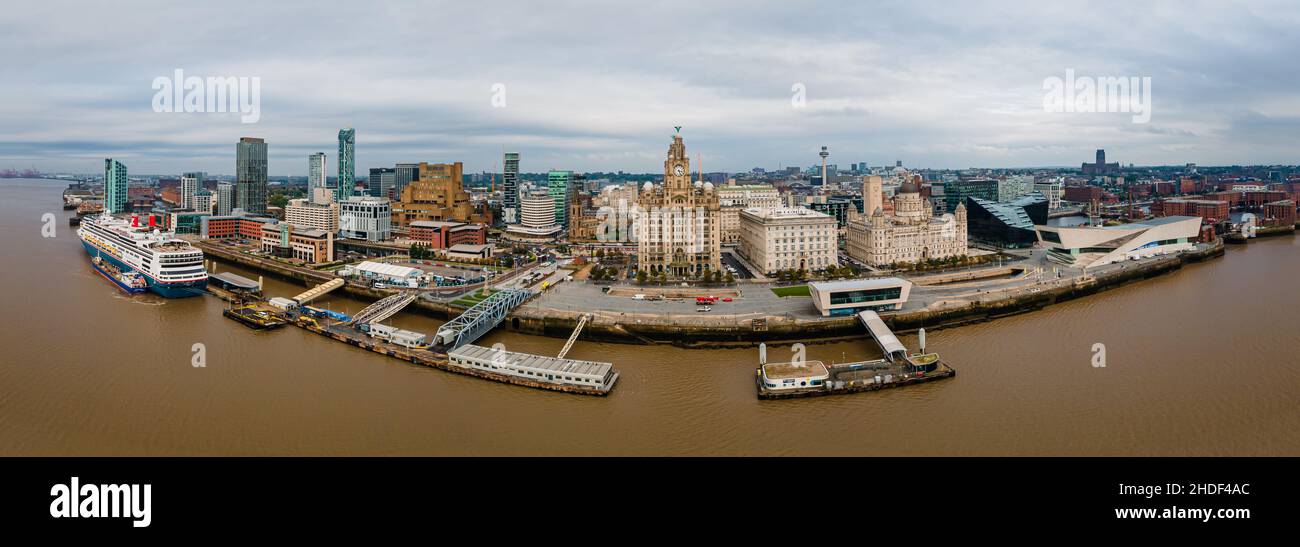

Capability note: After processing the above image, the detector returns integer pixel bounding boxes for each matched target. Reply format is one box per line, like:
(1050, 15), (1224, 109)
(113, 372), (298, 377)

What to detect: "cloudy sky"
(2, 0), (1298, 176)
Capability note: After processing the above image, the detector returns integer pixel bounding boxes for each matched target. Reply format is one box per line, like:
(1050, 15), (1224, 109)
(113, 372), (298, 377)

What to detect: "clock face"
(674, 165), (685, 176)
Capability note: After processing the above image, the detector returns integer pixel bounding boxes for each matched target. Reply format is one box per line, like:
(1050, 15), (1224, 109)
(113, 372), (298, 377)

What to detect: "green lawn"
(450, 289), (497, 308)
(771, 285), (810, 297)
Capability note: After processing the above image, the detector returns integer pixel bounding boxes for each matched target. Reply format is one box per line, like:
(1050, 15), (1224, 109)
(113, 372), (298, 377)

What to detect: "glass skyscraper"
(103, 158), (127, 214)
(547, 170), (573, 228)
(236, 137), (268, 214)
(394, 163), (419, 200)
(308, 152), (328, 203)
(502, 152), (520, 224)
(337, 127), (355, 202)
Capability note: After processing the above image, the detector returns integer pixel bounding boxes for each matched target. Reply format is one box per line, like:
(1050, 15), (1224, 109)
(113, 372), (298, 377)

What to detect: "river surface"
(2, 179), (1297, 455)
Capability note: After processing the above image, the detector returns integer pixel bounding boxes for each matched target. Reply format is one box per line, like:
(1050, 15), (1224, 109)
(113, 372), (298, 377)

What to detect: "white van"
(633, 294), (646, 300)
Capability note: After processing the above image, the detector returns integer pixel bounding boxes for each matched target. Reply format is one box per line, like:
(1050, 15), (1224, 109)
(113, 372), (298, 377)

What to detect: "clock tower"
(664, 133), (691, 192)
(638, 130), (722, 278)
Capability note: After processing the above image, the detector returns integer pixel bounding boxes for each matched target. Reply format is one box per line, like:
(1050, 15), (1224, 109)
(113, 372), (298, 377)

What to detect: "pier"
(213, 278), (617, 396)
(756, 312), (955, 399)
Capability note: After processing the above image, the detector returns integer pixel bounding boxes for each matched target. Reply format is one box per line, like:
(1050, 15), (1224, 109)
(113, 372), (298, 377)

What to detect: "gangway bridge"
(433, 288), (532, 351)
(349, 291), (419, 326)
(857, 310), (909, 363)
(292, 278), (344, 305)
(555, 314), (591, 359)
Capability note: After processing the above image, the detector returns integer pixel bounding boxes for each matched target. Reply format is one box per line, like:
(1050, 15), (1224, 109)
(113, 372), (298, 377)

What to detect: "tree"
(595, 248), (606, 259)
(724, 271), (735, 284)
(636, 270), (648, 285)
(656, 272), (667, 285)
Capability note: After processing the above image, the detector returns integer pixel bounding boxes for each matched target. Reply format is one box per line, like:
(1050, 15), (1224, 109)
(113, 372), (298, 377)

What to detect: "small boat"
(91, 255), (148, 294)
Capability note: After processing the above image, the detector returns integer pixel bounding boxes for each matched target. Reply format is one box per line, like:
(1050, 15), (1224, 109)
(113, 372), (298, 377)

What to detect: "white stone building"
(717, 183), (781, 243)
(738, 206), (838, 274)
(846, 175), (968, 267)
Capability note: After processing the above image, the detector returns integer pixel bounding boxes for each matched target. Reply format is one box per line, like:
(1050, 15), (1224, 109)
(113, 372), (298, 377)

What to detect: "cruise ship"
(77, 213), (208, 297)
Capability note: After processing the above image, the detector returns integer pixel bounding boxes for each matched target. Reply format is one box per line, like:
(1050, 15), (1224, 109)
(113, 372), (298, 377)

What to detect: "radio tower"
(819, 146), (830, 189)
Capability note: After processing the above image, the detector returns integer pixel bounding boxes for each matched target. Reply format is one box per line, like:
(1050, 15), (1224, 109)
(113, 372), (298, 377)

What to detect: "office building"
(944, 178), (998, 213)
(506, 193), (562, 239)
(392, 162), (485, 228)
(407, 220), (488, 249)
(368, 167), (395, 199)
(260, 221), (335, 265)
(997, 175), (1035, 202)
(548, 170), (574, 229)
(717, 183), (781, 243)
(737, 207), (838, 274)
(637, 133), (721, 277)
(394, 163), (419, 200)
(966, 195), (1049, 248)
(846, 174), (968, 267)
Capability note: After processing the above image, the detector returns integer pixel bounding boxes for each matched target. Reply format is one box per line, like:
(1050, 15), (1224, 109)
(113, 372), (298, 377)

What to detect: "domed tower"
(893, 174), (927, 222)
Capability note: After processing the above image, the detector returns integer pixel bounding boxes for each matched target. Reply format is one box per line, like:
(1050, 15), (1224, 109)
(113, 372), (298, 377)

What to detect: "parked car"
(696, 306), (712, 313)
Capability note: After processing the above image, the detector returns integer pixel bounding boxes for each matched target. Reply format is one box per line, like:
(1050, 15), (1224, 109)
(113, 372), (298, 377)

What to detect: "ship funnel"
(131, 214), (139, 227)
(759, 343), (767, 365)
(919, 328), (926, 354)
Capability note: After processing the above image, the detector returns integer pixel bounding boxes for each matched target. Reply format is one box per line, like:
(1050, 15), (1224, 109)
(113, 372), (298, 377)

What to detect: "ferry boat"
(77, 213), (208, 298)
(90, 255), (147, 293)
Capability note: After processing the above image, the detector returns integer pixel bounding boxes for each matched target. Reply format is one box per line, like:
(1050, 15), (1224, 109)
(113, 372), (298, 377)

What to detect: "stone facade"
(846, 173), (968, 267)
(636, 133), (721, 277)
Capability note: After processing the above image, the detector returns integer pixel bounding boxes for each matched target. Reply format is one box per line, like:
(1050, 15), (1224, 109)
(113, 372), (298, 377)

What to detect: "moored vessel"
(77, 213), (208, 298)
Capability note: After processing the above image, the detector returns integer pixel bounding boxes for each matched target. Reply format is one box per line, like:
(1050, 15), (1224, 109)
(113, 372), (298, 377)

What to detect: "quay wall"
(200, 239), (1227, 349)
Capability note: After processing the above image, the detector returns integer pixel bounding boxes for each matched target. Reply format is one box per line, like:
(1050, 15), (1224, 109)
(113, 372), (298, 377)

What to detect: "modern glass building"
(945, 178), (999, 213)
(547, 170), (573, 229)
(502, 152), (520, 224)
(808, 278), (913, 316)
(394, 163), (419, 200)
(337, 127), (355, 202)
(103, 158), (127, 213)
(308, 152), (328, 201)
(368, 167), (395, 199)
(235, 137), (268, 214)
(966, 194), (1049, 248)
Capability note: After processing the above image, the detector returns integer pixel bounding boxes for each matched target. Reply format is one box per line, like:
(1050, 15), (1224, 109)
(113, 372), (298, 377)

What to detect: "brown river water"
(2, 179), (1297, 455)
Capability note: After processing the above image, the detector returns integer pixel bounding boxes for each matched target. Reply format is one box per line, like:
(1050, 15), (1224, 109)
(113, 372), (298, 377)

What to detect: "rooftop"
(451, 344), (613, 377)
(809, 277), (911, 293)
(762, 360), (830, 380)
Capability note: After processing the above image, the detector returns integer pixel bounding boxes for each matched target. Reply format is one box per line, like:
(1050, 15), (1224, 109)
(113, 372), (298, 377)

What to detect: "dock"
(291, 314), (615, 396)
(755, 311), (956, 399)
(211, 278), (618, 396)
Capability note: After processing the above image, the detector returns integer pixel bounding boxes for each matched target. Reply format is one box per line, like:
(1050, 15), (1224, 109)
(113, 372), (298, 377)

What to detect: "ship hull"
(90, 259), (147, 294)
(81, 240), (207, 298)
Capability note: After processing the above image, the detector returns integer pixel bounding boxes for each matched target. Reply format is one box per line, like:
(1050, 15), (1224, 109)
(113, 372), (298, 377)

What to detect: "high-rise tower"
(104, 159), (127, 214)
(337, 127), (355, 202)
(235, 137), (268, 214)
